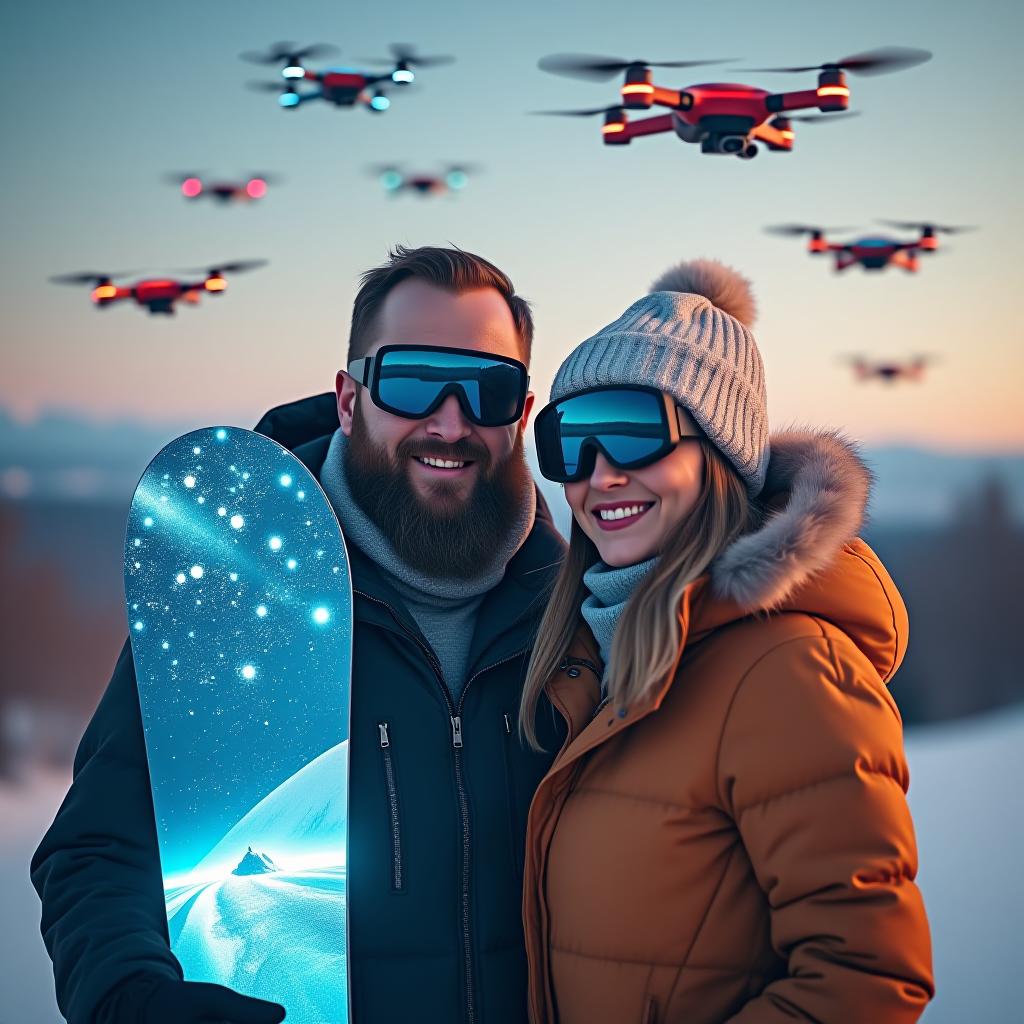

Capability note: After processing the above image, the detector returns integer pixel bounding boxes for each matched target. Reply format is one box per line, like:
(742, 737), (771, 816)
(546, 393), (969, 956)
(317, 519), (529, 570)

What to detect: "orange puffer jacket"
(523, 431), (934, 1024)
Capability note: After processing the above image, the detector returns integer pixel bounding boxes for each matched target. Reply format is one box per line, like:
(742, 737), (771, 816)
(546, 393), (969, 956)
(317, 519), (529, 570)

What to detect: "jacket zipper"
(452, 647), (529, 1024)
(356, 587), (527, 1024)
(378, 722), (403, 891)
(501, 712), (523, 879)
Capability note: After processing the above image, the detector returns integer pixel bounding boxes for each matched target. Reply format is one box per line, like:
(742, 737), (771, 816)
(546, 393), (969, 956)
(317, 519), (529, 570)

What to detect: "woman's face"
(564, 405), (705, 568)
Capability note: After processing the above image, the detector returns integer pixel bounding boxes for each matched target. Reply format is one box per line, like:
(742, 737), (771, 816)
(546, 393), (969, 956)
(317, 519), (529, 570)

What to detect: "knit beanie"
(549, 259), (769, 495)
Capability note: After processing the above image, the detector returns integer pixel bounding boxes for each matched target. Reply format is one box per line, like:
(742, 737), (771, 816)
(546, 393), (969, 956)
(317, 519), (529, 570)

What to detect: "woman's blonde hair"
(519, 439), (759, 750)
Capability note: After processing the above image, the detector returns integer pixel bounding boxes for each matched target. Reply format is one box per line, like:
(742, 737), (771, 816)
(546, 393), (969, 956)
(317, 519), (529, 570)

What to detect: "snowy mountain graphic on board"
(232, 847), (280, 876)
(194, 739), (349, 879)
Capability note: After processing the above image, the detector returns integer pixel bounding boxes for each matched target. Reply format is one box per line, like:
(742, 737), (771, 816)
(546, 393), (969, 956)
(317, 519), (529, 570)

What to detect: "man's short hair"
(347, 245), (534, 365)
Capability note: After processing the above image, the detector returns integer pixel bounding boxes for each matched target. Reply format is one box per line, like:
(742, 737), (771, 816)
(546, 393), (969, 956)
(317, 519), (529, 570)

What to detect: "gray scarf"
(581, 557), (658, 675)
(318, 428), (536, 695)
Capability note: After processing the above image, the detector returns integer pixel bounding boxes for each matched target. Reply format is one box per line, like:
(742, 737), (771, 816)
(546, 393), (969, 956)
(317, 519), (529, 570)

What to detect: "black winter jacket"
(31, 394), (567, 1024)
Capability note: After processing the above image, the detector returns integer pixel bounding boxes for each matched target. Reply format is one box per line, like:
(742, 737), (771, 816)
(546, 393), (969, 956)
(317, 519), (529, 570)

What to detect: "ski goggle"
(534, 385), (703, 483)
(347, 344), (529, 427)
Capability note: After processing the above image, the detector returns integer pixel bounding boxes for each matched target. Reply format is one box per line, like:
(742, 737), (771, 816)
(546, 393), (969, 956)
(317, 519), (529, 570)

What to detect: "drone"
(534, 46), (930, 159)
(50, 261), (267, 316)
(369, 163), (477, 196)
(766, 220), (975, 272)
(243, 42), (453, 112)
(843, 354), (935, 383)
(166, 173), (278, 203)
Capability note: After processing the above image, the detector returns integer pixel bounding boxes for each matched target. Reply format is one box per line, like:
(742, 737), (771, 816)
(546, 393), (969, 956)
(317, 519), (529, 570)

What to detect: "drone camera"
(621, 67), (655, 110)
(716, 134), (749, 155)
(816, 69), (849, 112)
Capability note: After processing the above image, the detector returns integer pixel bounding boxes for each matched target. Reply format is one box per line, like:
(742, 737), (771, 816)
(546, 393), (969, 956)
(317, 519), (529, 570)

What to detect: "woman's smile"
(590, 500), (656, 531)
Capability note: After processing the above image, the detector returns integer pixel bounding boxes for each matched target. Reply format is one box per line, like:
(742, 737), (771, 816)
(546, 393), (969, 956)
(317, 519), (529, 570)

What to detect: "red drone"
(535, 46), (930, 159)
(369, 163), (477, 196)
(843, 355), (935, 383)
(166, 173), (277, 203)
(767, 220), (975, 272)
(243, 42), (453, 112)
(50, 261), (267, 316)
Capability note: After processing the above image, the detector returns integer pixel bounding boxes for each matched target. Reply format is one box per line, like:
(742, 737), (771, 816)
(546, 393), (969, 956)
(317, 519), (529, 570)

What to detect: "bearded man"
(31, 246), (568, 1024)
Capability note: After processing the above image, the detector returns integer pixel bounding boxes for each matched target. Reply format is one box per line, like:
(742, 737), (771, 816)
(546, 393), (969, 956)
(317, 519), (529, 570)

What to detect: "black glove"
(98, 974), (286, 1023)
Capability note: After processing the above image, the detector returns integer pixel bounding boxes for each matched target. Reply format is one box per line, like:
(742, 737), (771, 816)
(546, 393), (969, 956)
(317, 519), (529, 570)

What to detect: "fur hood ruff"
(710, 430), (871, 613)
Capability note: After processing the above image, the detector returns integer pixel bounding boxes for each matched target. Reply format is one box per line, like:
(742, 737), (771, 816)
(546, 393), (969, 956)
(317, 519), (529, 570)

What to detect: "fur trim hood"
(711, 429), (870, 611)
(702, 429), (907, 683)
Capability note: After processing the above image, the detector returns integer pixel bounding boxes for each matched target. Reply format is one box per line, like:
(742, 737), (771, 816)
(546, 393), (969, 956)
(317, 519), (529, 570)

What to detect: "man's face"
(336, 278), (534, 506)
(334, 279), (536, 577)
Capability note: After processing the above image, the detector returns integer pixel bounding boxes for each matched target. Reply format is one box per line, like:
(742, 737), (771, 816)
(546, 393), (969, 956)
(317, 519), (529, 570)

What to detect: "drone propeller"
(538, 52), (736, 82)
(357, 43), (455, 67)
(246, 81), (300, 93)
(764, 224), (854, 237)
(50, 271), (137, 285)
(164, 171), (207, 183)
(878, 219), (976, 234)
(176, 260), (269, 276)
(529, 104), (626, 117)
(240, 42), (338, 66)
(784, 111), (861, 124)
(740, 46), (931, 76)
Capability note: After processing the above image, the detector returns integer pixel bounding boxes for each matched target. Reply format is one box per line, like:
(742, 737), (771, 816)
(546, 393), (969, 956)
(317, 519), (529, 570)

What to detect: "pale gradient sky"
(2, 0), (1022, 450)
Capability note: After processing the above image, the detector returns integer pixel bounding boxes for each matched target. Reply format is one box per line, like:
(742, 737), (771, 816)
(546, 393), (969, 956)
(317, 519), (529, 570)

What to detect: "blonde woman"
(519, 261), (933, 1023)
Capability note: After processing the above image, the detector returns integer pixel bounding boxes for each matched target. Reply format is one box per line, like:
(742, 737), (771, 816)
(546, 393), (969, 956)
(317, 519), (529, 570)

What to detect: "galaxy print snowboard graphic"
(124, 426), (352, 1023)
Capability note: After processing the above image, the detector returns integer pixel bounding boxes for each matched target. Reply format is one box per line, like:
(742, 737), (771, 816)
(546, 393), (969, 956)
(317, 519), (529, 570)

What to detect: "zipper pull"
(451, 715), (464, 749)
(503, 713), (511, 735)
(378, 722), (390, 748)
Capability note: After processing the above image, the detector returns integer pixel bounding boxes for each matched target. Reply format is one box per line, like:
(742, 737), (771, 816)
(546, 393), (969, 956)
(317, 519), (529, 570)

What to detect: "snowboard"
(124, 426), (352, 1023)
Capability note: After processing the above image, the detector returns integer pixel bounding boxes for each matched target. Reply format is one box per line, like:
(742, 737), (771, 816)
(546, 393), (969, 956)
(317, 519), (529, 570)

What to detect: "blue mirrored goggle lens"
(543, 389), (668, 478)
(377, 351), (522, 423)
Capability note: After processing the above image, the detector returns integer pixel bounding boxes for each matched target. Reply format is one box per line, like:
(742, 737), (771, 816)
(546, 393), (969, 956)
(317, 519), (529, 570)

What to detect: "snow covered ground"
(3, 707), (1022, 1023)
(170, 868), (347, 1024)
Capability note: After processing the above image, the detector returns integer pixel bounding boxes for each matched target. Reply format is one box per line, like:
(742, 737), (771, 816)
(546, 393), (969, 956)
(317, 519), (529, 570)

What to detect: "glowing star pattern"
(125, 426), (352, 1019)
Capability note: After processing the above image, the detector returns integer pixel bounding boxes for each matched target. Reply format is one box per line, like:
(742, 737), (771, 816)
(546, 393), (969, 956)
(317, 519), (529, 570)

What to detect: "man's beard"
(344, 406), (532, 579)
